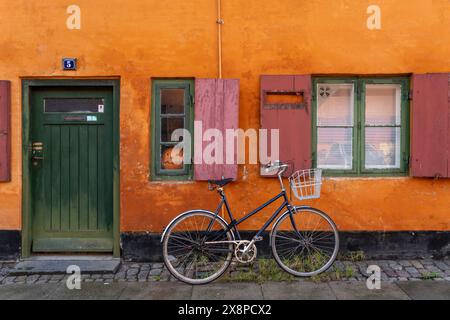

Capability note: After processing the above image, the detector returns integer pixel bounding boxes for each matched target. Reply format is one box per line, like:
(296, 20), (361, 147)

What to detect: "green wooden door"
(30, 87), (114, 252)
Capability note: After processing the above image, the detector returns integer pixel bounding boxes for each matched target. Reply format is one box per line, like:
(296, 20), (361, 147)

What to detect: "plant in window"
(161, 147), (184, 170)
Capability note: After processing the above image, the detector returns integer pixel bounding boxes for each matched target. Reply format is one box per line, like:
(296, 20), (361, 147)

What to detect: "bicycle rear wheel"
(271, 207), (339, 277)
(162, 211), (234, 285)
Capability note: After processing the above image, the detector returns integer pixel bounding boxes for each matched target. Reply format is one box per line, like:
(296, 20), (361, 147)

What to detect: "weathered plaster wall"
(0, 0), (449, 232)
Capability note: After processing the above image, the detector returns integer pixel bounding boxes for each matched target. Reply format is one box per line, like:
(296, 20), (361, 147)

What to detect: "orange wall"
(0, 0), (450, 232)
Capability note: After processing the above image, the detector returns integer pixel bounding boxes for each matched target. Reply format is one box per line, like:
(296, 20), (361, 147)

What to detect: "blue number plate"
(62, 58), (77, 70)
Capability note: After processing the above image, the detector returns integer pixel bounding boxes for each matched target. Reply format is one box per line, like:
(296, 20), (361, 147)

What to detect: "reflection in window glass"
(365, 127), (401, 169)
(317, 83), (354, 170)
(365, 84), (401, 125)
(161, 117), (184, 142)
(161, 89), (185, 114)
(364, 84), (402, 170)
(317, 128), (353, 170)
(44, 98), (104, 113)
(317, 84), (354, 126)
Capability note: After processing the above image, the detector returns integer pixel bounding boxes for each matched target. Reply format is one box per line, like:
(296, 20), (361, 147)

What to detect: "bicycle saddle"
(208, 178), (233, 187)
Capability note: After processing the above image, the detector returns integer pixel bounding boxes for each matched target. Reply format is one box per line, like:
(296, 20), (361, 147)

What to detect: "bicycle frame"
(208, 188), (297, 244)
(161, 164), (302, 249)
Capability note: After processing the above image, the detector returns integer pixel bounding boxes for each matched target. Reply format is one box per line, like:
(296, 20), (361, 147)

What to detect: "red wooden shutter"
(260, 75), (312, 173)
(194, 79), (239, 180)
(411, 74), (450, 178)
(0, 81), (11, 182)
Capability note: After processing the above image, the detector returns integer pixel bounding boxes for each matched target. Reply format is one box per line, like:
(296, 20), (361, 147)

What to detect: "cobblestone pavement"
(1, 258), (449, 286)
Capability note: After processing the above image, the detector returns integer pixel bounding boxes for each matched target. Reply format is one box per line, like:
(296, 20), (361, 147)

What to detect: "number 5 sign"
(62, 58), (77, 71)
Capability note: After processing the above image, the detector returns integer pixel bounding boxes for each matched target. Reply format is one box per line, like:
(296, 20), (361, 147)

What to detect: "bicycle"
(161, 161), (339, 285)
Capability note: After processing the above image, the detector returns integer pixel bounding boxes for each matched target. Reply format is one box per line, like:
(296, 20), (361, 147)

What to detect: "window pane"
(317, 83), (354, 126)
(365, 84), (401, 125)
(160, 145), (184, 170)
(317, 128), (353, 170)
(161, 89), (185, 114)
(161, 117), (184, 142)
(365, 127), (401, 169)
(44, 98), (104, 113)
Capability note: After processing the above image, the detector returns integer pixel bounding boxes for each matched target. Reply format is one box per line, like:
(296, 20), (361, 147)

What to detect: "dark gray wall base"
(121, 231), (450, 262)
(121, 232), (163, 262)
(0, 230), (20, 261)
(341, 231), (450, 259)
(2, 231), (446, 262)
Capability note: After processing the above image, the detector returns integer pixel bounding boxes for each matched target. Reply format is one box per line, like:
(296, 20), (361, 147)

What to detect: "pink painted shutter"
(411, 74), (450, 178)
(260, 75), (312, 172)
(222, 80), (240, 179)
(194, 79), (239, 180)
(0, 81), (11, 182)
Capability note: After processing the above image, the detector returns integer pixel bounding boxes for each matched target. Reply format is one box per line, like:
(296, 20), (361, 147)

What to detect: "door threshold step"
(9, 258), (121, 276)
(23, 255), (117, 261)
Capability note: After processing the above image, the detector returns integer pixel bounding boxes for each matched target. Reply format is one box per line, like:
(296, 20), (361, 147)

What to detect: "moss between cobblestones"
(220, 259), (295, 284)
(219, 259), (358, 284)
(420, 271), (441, 280)
(153, 275), (161, 281)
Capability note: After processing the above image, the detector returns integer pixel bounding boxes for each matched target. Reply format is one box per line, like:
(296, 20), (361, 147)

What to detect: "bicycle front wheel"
(271, 207), (339, 277)
(162, 211), (234, 285)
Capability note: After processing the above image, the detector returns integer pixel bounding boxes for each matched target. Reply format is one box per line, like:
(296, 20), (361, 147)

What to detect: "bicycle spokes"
(164, 212), (234, 284)
(272, 208), (339, 276)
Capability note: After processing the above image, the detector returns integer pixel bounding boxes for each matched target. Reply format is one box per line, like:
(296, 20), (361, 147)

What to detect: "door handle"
(31, 142), (44, 162)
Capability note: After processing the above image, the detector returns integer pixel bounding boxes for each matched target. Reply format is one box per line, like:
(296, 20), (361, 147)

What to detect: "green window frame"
(151, 79), (194, 181)
(312, 77), (410, 177)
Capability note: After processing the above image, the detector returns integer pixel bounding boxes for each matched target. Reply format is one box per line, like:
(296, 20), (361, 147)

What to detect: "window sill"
(148, 179), (195, 185)
(321, 169), (409, 178)
(322, 175), (410, 181)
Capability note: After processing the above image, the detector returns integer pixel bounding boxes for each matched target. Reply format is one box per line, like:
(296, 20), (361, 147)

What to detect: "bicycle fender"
(160, 209), (234, 243)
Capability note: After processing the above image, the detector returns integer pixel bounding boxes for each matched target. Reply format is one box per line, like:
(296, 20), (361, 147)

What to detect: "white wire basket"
(288, 169), (323, 201)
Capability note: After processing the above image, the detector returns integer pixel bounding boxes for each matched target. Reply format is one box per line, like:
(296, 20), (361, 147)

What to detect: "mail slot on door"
(63, 115), (98, 122)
